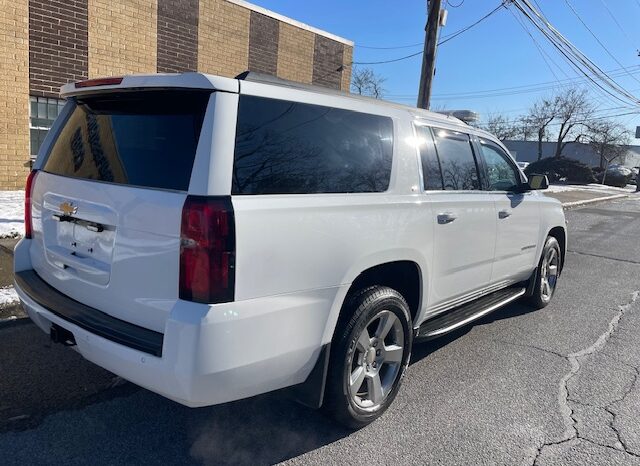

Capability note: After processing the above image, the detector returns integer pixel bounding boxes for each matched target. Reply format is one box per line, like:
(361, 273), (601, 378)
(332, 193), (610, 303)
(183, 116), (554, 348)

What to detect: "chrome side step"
(416, 287), (526, 340)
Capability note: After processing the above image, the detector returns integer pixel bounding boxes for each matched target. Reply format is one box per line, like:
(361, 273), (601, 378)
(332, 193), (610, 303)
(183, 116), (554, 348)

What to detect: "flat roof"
(225, 0), (354, 46)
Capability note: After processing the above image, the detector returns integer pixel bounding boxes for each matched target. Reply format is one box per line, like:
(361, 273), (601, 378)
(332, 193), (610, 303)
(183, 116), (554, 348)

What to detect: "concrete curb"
(561, 193), (629, 209)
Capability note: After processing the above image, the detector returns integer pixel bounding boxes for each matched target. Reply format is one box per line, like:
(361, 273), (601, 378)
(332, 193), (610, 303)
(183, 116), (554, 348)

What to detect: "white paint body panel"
(15, 72), (567, 407)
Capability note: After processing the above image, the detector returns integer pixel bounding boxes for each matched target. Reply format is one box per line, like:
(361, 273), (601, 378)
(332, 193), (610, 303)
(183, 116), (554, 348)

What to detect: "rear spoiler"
(61, 73), (239, 98)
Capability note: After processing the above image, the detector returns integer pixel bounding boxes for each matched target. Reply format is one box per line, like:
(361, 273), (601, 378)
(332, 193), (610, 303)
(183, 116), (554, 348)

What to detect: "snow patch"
(0, 191), (24, 239)
(0, 286), (19, 307)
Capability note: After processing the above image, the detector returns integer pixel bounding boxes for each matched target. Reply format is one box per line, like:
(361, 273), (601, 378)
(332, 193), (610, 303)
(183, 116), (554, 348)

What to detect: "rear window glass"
(232, 96), (394, 194)
(415, 125), (444, 190)
(432, 129), (480, 191)
(43, 91), (209, 191)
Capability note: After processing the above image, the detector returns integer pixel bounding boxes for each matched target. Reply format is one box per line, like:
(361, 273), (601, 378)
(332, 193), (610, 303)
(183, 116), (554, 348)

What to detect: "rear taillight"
(179, 196), (235, 304)
(24, 170), (38, 239)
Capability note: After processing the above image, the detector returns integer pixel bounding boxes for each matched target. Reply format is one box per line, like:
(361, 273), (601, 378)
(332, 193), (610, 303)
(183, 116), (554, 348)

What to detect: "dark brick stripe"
(157, 0), (199, 73)
(29, 0), (88, 97)
(248, 11), (279, 75)
(312, 36), (344, 90)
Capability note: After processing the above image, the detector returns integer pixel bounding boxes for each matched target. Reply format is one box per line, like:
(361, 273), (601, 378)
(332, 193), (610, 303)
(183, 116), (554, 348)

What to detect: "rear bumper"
(15, 270), (163, 356)
(14, 241), (346, 407)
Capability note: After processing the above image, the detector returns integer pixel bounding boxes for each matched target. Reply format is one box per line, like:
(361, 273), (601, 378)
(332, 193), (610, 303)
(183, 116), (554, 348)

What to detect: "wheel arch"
(547, 225), (567, 272)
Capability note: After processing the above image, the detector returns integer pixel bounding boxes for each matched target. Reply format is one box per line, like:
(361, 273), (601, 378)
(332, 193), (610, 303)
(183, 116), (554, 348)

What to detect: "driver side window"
(479, 141), (520, 191)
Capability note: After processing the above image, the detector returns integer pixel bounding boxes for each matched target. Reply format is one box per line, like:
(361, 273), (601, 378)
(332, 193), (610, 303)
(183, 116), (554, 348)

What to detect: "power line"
(512, 0), (630, 106)
(351, 50), (423, 66)
(356, 42), (422, 51)
(438, 3), (506, 46)
(385, 66), (640, 100)
(595, 0), (637, 46)
(561, 0), (640, 86)
(507, 6), (564, 83)
(354, 2), (504, 51)
(510, 0), (640, 106)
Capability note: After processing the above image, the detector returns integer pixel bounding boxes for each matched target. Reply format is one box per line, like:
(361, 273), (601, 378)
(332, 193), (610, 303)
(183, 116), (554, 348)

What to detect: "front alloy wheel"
(526, 236), (562, 309)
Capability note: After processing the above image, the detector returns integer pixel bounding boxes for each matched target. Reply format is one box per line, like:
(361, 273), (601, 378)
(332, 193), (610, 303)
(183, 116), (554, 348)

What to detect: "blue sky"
(251, 0), (640, 138)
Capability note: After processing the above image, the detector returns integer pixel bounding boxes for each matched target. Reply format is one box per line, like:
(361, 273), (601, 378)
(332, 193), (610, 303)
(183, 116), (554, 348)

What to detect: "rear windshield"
(43, 91), (210, 191)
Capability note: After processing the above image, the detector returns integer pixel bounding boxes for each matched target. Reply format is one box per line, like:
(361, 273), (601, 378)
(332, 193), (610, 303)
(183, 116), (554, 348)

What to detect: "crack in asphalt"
(567, 250), (640, 265)
(491, 339), (566, 360)
(530, 291), (640, 465)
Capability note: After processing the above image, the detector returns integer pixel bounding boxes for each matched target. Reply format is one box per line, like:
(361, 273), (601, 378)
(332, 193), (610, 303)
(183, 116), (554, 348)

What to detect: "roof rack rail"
(235, 70), (349, 96)
(233, 71), (470, 126)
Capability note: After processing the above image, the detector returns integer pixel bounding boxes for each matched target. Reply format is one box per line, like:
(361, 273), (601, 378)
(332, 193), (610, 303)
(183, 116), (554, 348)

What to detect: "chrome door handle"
(498, 210), (511, 219)
(437, 212), (458, 224)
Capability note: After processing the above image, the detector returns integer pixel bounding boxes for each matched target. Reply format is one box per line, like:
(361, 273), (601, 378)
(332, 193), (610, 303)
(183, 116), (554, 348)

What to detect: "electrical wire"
(438, 3), (506, 45)
(355, 2), (504, 51)
(507, 6), (564, 83)
(511, 0), (640, 106)
(446, 0), (465, 8)
(561, 0), (640, 86)
(595, 0), (637, 46)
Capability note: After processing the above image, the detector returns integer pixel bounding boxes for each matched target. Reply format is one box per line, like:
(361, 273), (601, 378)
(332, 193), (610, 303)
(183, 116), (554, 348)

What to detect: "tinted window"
(43, 91), (209, 191)
(415, 125), (443, 190)
(432, 129), (480, 191)
(232, 96), (393, 194)
(480, 141), (520, 191)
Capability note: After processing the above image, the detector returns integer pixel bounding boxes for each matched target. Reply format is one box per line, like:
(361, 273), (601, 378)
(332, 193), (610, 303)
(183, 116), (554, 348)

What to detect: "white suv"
(14, 72), (566, 428)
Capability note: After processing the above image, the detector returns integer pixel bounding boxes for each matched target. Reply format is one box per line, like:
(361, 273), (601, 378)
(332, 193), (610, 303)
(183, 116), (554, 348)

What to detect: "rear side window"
(415, 125), (444, 190)
(432, 129), (480, 191)
(43, 91), (209, 191)
(232, 96), (393, 194)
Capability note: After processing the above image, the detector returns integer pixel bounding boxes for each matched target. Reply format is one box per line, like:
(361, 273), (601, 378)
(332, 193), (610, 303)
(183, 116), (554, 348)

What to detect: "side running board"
(416, 287), (526, 340)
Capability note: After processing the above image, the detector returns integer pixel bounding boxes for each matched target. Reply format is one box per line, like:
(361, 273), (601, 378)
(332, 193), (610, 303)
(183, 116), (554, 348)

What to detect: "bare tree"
(524, 88), (594, 159)
(483, 113), (519, 141)
(525, 96), (557, 160)
(585, 119), (630, 172)
(552, 88), (593, 157)
(351, 67), (386, 99)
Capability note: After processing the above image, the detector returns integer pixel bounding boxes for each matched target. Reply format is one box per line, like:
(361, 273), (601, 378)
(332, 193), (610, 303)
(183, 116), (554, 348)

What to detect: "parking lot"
(1, 196), (639, 465)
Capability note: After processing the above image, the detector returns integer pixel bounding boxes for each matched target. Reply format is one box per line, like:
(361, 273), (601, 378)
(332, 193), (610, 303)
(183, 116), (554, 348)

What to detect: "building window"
(30, 96), (65, 158)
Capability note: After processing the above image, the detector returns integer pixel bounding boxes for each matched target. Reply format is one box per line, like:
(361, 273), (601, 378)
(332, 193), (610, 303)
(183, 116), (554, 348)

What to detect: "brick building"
(0, 0), (353, 189)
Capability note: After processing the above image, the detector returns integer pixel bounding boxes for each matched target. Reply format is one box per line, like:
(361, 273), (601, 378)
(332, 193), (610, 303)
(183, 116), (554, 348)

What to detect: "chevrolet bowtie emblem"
(59, 202), (78, 216)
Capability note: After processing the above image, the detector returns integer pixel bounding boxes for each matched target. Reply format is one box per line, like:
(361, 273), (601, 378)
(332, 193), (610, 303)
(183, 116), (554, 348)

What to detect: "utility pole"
(417, 0), (442, 110)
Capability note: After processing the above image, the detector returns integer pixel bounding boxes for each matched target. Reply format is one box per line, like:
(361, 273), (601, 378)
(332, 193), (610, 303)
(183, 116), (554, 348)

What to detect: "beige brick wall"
(0, 0), (30, 189)
(341, 45), (353, 92)
(88, 0), (157, 78)
(198, 0), (249, 77)
(276, 23), (314, 84)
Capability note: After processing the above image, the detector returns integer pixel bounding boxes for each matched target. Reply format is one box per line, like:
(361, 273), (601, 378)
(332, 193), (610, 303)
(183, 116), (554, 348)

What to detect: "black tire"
(323, 286), (412, 429)
(526, 236), (562, 309)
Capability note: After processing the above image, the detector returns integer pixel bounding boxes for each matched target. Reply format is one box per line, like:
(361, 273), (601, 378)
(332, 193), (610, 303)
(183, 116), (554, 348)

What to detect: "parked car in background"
(517, 161), (530, 170)
(14, 72), (567, 428)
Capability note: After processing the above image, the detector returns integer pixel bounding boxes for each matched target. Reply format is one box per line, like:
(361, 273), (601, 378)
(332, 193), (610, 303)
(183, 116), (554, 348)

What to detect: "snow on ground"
(546, 183), (635, 194)
(0, 191), (24, 238)
(0, 286), (19, 307)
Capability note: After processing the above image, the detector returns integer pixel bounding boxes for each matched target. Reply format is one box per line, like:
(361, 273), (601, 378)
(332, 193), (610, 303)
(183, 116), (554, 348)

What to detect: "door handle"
(437, 212), (458, 224)
(498, 210), (511, 219)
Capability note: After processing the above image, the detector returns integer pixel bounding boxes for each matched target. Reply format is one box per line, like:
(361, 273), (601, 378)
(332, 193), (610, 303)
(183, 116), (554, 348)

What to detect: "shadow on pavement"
(1, 299), (533, 465)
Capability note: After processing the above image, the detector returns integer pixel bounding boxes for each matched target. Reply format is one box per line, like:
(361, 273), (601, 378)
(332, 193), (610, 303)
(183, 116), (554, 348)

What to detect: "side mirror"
(527, 174), (549, 190)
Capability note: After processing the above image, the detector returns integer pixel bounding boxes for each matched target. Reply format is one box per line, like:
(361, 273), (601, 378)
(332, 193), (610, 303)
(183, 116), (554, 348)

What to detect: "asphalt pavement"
(1, 196), (640, 465)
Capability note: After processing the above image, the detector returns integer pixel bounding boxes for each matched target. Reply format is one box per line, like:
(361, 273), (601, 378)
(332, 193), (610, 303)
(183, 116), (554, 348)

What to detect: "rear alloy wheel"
(324, 286), (412, 429)
(527, 236), (561, 309)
